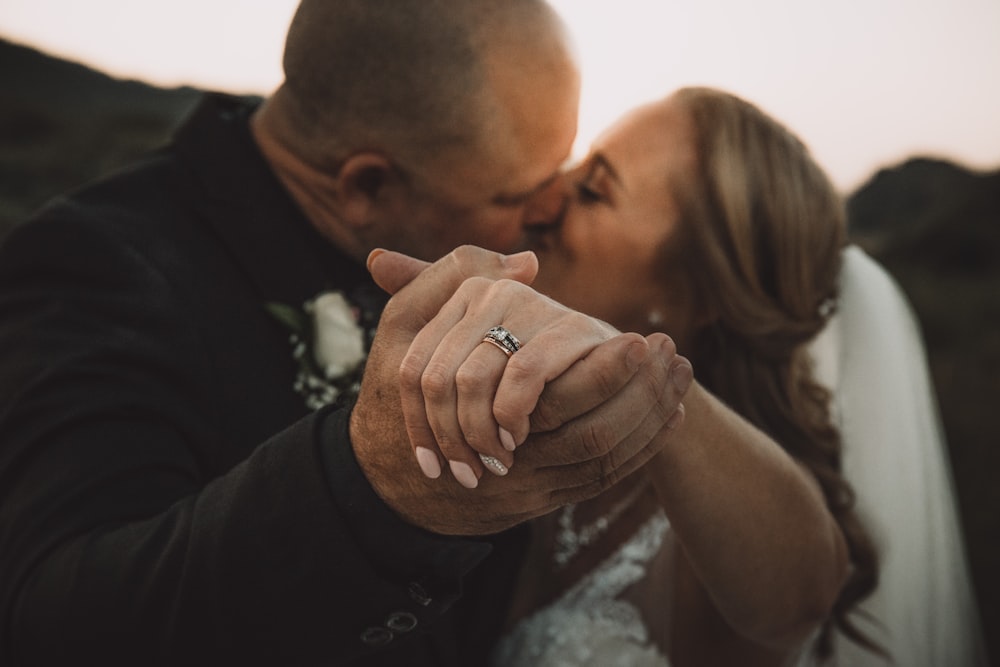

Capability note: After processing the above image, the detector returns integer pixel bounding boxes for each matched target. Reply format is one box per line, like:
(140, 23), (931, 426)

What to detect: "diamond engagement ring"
(481, 325), (522, 358)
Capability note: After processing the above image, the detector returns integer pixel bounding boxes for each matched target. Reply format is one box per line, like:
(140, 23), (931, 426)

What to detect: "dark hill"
(849, 157), (1000, 277)
(0, 38), (210, 226)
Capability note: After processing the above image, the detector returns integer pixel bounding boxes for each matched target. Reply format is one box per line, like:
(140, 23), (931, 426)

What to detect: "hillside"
(0, 38), (205, 226)
(1, 36), (997, 661)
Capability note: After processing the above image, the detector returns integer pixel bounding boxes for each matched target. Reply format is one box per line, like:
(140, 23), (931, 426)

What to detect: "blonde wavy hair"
(663, 87), (882, 660)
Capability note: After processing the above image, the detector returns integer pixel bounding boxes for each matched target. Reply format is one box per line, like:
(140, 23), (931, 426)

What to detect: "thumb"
(367, 249), (430, 295)
(379, 245), (538, 330)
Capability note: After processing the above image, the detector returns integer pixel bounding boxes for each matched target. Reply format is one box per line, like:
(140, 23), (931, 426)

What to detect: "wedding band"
(482, 325), (521, 358)
(479, 454), (509, 476)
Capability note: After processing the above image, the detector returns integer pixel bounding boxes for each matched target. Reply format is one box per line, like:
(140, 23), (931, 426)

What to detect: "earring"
(647, 309), (664, 327)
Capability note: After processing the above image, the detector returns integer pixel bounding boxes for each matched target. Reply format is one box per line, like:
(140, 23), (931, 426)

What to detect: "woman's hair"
(664, 87), (882, 660)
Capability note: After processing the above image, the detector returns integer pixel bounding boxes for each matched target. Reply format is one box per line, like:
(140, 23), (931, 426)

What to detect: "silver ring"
(479, 454), (509, 476)
(482, 325), (521, 357)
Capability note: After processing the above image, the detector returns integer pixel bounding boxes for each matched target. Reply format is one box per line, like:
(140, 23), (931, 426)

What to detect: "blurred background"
(1, 0), (997, 658)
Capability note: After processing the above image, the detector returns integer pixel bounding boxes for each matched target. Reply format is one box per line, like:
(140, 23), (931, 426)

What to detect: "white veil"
(804, 246), (988, 666)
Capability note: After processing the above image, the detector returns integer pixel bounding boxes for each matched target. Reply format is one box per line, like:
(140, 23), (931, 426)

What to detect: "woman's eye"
(575, 182), (603, 203)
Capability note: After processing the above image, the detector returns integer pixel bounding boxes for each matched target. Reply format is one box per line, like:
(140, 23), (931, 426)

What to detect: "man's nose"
(522, 175), (569, 230)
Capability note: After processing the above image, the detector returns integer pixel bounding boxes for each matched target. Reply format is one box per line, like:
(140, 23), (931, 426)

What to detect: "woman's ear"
(336, 153), (395, 227)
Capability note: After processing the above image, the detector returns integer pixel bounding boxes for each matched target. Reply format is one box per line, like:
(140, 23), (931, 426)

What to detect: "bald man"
(0, 1), (688, 664)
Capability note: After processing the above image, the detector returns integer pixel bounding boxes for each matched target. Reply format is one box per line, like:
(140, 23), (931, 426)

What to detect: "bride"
(390, 88), (984, 667)
(494, 89), (985, 666)
(494, 86), (876, 666)
(384, 87), (986, 665)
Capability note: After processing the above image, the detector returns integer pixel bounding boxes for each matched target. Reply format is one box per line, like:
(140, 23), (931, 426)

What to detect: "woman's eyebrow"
(592, 153), (622, 184)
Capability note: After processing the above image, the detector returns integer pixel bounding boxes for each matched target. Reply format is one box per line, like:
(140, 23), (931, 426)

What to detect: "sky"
(1, 0), (998, 191)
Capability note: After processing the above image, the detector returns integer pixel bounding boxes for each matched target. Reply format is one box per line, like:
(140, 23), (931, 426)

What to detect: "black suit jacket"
(0, 94), (526, 665)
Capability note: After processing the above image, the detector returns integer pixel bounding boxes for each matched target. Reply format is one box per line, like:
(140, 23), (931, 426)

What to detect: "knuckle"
(450, 244), (479, 264)
(531, 391), (567, 432)
(501, 354), (535, 387)
(492, 400), (521, 430)
(592, 363), (621, 401)
(398, 354), (425, 393)
(564, 310), (612, 339)
(420, 363), (453, 401)
(457, 275), (490, 297)
(489, 278), (529, 298)
(577, 415), (616, 461)
(454, 359), (492, 396)
(451, 245), (495, 276)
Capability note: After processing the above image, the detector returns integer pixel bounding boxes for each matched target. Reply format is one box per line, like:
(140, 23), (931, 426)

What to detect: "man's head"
(254, 0), (580, 262)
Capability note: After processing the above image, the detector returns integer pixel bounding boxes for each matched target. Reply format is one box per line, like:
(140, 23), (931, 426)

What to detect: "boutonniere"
(267, 291), (372, 411)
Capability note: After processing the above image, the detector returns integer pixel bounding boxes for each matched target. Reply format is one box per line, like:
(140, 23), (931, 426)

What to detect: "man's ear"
(336, 153), (395, 227)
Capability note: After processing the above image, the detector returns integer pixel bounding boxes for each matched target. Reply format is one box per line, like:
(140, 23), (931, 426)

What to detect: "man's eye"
(575, 182), (603, 203)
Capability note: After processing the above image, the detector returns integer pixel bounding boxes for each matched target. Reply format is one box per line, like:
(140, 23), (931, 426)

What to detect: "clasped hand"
(350, 246), (691, 535)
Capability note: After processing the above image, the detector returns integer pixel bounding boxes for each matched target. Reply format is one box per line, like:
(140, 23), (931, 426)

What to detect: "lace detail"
(491, 510), (672, 667)
(553, 483), (647, 569)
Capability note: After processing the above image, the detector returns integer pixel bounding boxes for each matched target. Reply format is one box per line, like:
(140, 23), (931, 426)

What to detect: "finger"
(492, 313), (619, 447)
(517, 333), (651, 437)
(407, 278), (550, 483)
(386, 247), (536, 484)
(367, 249), (429, 295)
(519, 334), (685, 475)
(383, 245), (539, 332)
(399, 279), (481, 487)
(456, 342), (513, 467)
(418, 280), (534, 483)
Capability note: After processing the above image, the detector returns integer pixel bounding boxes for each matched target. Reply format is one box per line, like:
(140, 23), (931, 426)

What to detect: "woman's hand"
(368, 246), (691, 490)
(403, 275), (621, 486)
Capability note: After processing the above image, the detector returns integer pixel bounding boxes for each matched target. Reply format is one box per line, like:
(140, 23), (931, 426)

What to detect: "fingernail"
(499, 427), (517, 452)
(366, 248), (386, 272)
(670, 360), (693, 394)
(625, 340), (648, 372)
(449, 460), (479, 489)
(666, 402), (686, 430)
(503, 250), (535, 270)
(479, 454), (509, 476)
(415, 447), (441, 479)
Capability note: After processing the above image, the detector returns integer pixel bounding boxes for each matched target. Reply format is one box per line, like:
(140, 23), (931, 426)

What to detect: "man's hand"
(351, 246), (691, 535)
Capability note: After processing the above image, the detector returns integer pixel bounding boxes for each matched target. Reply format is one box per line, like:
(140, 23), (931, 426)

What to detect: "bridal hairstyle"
(662, 87), (882, 660)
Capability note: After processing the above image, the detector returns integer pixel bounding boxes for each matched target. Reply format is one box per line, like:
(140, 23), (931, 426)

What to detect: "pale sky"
(2, 0), (998, 191)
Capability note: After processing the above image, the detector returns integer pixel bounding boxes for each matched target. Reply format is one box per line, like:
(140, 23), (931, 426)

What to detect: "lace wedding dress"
(490, 510), (673, 667)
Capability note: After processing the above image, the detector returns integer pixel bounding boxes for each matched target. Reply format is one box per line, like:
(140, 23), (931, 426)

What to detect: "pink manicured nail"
(479, 454), (510, 476)
(499, 427), (517, 452)
(449, 460), (479, 489)
(415, 447), (442, 479)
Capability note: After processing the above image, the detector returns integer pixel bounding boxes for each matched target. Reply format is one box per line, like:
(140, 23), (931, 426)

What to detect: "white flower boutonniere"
(267, 291), (370, 411)
(311, 292), (366, 377)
